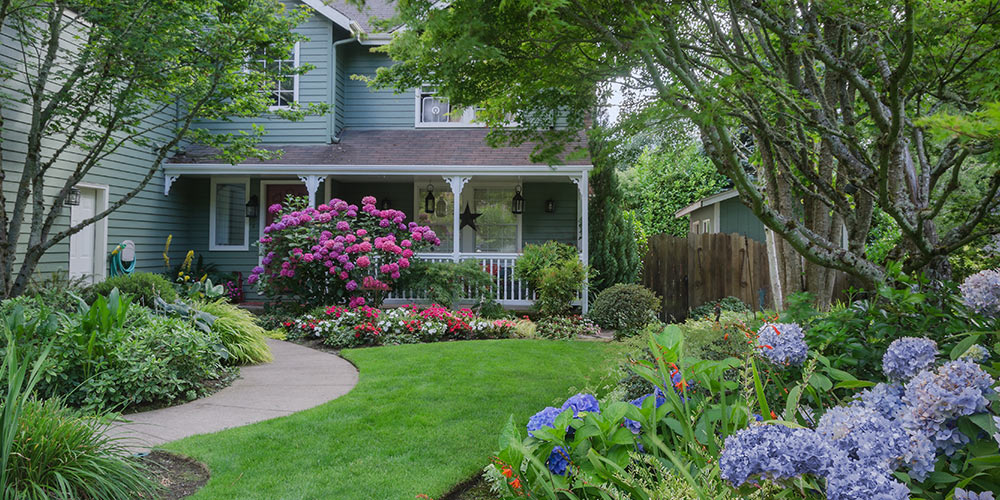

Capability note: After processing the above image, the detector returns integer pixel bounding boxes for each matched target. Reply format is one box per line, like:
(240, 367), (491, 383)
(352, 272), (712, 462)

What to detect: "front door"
(69, 187), (100, 283)
(264, 183), (309, 227)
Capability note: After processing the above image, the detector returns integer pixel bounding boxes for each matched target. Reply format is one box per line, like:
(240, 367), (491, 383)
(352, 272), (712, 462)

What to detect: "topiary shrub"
(84, 272), (177, 306)
(589, 284), (660, 335)
(515, 242), (587, 316)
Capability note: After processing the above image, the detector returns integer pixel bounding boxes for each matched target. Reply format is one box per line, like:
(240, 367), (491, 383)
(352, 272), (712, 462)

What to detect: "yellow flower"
(200, 274), (207, 283)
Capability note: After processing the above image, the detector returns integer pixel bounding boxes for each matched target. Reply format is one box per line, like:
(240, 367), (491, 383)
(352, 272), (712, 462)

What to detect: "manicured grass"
(162, 339), (622, 499)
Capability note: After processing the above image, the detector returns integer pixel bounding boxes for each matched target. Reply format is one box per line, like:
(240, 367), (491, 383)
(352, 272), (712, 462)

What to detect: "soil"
(438, 473), (499, 500)
(140, 450), (211, 500)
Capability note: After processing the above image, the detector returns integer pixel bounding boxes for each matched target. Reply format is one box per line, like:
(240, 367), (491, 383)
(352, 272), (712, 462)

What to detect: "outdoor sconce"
(65, 186), (82, 206)
(379, 198), (392, 210)
(424, 184), (436, 214)
(245, 194), (259, 218)
(511, 185), (525, 214)
(545, 199), (556, 213)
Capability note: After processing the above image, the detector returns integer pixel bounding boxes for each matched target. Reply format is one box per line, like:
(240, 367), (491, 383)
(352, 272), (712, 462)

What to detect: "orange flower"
(502, 466), (513, 478)
(510, 478), (522, 489)
(770, 410), (777, 419)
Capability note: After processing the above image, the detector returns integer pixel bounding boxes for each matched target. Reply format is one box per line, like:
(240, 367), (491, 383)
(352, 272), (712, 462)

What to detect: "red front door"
(265, 184), (309, 227)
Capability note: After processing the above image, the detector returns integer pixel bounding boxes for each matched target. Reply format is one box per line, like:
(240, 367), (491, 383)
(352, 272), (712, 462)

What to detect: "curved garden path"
(108, 339), (359, 453)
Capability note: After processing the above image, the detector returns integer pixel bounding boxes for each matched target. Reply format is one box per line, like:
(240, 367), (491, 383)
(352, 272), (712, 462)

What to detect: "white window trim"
(413, 87), (485, 128)
(411, 180), (523, 252)
(267, 42), (300, 112)
(259, 180), (308, 240)
(209, 177), (250, 251)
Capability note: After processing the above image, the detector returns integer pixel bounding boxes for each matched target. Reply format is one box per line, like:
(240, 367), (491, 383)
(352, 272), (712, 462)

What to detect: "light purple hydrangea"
(755, 323), (808, 366)
(954, 489), (997, 500)
(856, 383), (907, 420)
(902, 359), (995, 455)
(960, 268), (1000, 318)
(719, 425), (842, 487)
(816, 405), (910, 471)
(882, 337), (938, 382)
(825, 459), (910, 500)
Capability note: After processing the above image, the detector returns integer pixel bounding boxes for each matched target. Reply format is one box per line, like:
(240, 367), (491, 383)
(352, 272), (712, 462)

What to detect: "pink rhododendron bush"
(249, 196), (440, 306)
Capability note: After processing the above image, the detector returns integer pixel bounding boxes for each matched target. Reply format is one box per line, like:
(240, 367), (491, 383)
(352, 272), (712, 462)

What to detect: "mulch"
(140, 450), (210, 500)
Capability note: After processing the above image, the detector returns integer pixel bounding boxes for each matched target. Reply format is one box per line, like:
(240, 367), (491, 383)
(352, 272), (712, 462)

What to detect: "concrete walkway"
(108, 339), (358, 452)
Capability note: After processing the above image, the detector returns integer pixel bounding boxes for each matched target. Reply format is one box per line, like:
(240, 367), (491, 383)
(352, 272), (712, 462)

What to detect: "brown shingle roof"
(170, 129), (591, 166)
(325, 0), (397, 33)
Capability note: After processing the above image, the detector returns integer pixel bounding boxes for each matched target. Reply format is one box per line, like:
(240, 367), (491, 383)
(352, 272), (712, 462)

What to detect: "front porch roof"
(168, 129), (591, 167)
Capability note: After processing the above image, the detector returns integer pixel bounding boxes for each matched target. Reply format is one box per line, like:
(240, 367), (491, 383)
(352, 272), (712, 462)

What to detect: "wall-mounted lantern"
(511, 185), (525, 214)
(424, 184), (436, 214)
(65, 187), (82, 206)
(544, 199), (556, 213)
(246, 194), (259, 218)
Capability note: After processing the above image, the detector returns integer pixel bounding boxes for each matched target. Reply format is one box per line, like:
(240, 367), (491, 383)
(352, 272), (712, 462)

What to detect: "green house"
(1, 0), (594, 310)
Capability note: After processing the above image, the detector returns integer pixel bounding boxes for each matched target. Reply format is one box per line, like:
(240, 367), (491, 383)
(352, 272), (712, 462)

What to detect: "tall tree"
(588, 133), (640, 292)
(0, 0), (324, 298)
(368, 0), (1000, 306)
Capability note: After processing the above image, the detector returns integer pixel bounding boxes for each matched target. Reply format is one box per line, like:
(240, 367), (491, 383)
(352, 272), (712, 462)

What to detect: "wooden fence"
(641, 233), (772, 321)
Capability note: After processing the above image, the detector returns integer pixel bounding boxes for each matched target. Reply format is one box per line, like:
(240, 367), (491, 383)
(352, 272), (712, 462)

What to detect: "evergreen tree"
(588, 158), (641, 292)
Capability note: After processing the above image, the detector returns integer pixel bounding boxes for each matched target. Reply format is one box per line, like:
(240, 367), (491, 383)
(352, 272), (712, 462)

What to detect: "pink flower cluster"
(248, 195), (441, 306)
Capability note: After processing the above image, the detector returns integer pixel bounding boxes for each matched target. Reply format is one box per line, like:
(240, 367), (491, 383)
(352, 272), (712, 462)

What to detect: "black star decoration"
(459, 203), (482, 231)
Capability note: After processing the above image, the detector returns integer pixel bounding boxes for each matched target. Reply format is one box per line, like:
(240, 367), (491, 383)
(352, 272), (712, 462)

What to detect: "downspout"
(329, 31), (362, 144)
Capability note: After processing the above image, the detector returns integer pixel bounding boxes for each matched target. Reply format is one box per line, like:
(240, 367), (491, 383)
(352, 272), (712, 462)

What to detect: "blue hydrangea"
(955, 488), (996, 500)
(882, 337), (938, 382)
(960, 268), (1000, 318)
(527, 407), (563, 438)
(623, 390), (667, 434)
(856, 383), (907, 421)
(902, 359), (995, 455)
(561, 393), (600, 416)
(816, 406), (909, 471)
(546, 446), (571, 475)
(825, 459), (910, 500)
(958, 344), (991, 364)
(719, 425), (842, 487)
(755, 323), (808, 366)
(853, 383), (937, 481)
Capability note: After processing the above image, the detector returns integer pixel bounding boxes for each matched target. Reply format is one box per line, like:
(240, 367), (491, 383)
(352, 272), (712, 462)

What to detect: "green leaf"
(823, 367), (857, 382)
(834, 380), (876, 389)
(752, 359), (771, 419)
(808, 373), (833, 392)
(951, 334), (982, 360)
(498, 415), (520, 450)
(783, 385), (802, 422)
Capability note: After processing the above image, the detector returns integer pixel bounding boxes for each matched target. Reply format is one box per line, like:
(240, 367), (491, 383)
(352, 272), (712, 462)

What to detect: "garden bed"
(140, 451), (210, 500)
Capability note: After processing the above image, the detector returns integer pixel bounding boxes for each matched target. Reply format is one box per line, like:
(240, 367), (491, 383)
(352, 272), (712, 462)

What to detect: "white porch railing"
(388, 253), (535, 306)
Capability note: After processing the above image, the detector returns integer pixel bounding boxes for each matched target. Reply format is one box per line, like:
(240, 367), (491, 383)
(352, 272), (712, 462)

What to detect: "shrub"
(535, 315), (600, 340)
(250, 195), (441, 308)
(195, 299), (273, 365)
(289, 305), (516, 349)
(588, 161), (641, 291)
(589, 284), (660, 334)
(400, 259), (497, 310)
(688, 296), (750, 320)
(516, 242), (588, 316)
(84, 272), (178, 306)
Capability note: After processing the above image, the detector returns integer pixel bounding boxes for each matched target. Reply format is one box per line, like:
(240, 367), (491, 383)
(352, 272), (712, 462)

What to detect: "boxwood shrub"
(589, 283), (660, 335)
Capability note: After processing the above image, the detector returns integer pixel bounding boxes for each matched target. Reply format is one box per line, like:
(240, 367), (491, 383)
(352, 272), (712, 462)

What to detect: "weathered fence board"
(643, 233), (772, 321)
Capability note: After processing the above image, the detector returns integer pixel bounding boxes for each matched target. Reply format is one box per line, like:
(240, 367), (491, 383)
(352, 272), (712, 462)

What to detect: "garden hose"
(109, 241), (136, 277)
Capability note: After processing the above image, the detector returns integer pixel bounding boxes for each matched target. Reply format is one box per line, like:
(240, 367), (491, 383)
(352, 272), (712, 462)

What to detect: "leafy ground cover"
(162, 339), (622, 499)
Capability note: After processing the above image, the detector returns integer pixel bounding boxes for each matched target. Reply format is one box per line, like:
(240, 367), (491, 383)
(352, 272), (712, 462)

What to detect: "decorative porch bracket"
(298, 175), (323, 206)
(570, 175), (590, 314)
(444, 176), (470, 262)
(163, 173), (179, 196)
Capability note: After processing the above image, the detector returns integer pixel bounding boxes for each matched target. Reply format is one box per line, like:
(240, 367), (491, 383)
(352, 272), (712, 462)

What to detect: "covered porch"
(162, 163), (593, 311)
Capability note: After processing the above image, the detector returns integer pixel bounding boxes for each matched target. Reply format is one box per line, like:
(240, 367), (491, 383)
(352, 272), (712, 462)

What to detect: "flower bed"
(287, 305), (517, 348)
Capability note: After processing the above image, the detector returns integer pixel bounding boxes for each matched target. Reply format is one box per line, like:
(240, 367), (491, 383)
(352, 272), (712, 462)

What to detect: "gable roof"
(674, 189), (740, 218)
(170, 129), (591, 167)
(301, 0), (397, 37)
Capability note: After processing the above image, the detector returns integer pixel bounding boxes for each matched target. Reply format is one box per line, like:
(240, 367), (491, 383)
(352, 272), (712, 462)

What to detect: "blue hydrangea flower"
(856, 383), (907, 421)
(561, 393), (600, 416)
(958, 344), (991, 364)
(546, 446), (571, 475)
(825, 459), (910, 500)
(623, 390), (667, 434)
(955, 488), (996, 500)
(816, 406), (909, 471)
(755, 323), (808, 366)
(527, 406), (563, 438)
(902, 359), (995, 455)
(719, 425), (842, 487)
(882, 337), (938, 382)
(853, 383), (938, 481)
(960, 268), (1000, 318)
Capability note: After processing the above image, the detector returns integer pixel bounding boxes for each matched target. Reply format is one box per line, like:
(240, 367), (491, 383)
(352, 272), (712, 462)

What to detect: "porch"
(161, 163), (593, 312)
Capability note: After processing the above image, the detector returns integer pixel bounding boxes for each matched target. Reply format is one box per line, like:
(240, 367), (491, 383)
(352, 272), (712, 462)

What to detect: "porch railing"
(388, 253), (535, 305)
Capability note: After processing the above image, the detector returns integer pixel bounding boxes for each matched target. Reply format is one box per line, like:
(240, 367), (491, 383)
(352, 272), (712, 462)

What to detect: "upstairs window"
(415, 86), (481, 127)
(252, 43), (299, 109)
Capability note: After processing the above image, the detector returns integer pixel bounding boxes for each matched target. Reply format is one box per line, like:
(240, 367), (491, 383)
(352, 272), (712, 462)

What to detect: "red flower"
(509, 478), (521, 489)
(501, 466), (513, 478)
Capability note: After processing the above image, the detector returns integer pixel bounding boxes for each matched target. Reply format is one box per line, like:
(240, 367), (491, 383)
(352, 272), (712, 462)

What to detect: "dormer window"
(252, 43), (299, 109)
(415, 86), (481, 127)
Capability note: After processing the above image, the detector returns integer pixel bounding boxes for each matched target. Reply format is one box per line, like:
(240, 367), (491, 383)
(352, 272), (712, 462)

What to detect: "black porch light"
(424, 184), (436, 214)
(65, 187), (82, 206)
(379, 198), (392, 210)
(245, 194), (259, 218)
(544, 199), (556, 213)
(511, 185), (525, 214)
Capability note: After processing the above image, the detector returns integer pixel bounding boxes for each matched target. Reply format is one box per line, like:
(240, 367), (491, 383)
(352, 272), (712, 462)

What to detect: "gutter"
(329, 31), (362, 144)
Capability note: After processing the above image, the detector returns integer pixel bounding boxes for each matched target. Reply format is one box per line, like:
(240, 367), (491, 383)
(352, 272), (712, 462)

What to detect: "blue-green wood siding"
(175, 177), (261, 277)
(719, 198), (766, 242)
(522, 182), (578, 247)
(341, 44), (414, 129)
(331, 181), (414, 218)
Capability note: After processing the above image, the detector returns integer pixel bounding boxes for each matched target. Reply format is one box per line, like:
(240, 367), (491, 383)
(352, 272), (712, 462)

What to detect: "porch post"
(445, 176), (469, 262)
(573, 173), (590, 314)
(298, 175), (322, 207)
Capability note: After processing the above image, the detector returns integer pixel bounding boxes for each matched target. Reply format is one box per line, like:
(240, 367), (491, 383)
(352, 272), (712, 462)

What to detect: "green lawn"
(162, 339), (622, 499)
